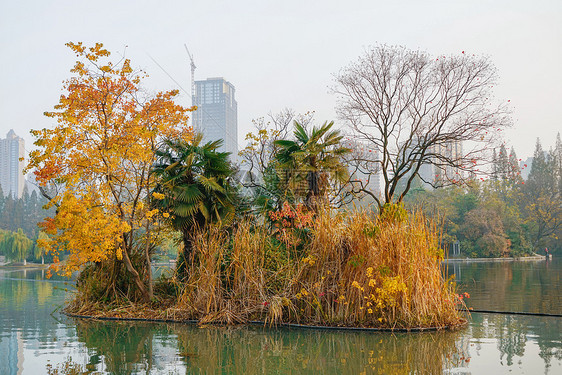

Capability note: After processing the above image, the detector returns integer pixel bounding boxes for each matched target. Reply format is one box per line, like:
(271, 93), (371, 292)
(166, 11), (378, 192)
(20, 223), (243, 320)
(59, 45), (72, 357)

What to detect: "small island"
(22, 42), (543, 331)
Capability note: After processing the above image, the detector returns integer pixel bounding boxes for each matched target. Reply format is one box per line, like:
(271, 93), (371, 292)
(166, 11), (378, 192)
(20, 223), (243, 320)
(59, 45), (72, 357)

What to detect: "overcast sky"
(1, 0), (561, 160)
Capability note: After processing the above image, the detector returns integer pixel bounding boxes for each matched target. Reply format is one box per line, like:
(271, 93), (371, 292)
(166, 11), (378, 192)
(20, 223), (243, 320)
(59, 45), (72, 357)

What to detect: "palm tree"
(151, 134), (237, 280)
(274, 121), (351, 209)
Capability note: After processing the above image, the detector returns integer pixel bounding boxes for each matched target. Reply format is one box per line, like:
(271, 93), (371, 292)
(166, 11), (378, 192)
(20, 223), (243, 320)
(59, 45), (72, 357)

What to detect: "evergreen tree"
(523, 138), (562, 250)
(508, 147), (523, 183)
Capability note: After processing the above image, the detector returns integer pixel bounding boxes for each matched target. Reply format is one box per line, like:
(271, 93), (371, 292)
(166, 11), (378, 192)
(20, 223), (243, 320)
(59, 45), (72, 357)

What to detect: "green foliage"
(404, 176), (533, 258)
(521, 137), (562, 251)
(273, 121), (350, 208)
(380, 202), (408, 224)
(0, 228), (33, 262)
(151, 133), (240, 279)
(0, 188), (54, 238)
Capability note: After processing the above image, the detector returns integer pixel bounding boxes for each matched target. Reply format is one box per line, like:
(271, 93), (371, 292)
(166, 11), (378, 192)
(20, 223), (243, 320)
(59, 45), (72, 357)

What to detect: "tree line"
(404, 135), (562, 257)
(0, 186), (54, 262)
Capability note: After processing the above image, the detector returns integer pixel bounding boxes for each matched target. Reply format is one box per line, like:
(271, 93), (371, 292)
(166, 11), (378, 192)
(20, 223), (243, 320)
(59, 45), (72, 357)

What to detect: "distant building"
(342, 139), (383, 197)
(192, 77), (238, 158)
(418, 140), (464, 188)
(0, 129), (25, 198)
(520, 157), (533, 180)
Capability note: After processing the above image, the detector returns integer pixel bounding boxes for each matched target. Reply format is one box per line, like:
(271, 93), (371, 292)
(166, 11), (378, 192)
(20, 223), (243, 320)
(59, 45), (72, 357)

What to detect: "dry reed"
(147, 204), (466, 329)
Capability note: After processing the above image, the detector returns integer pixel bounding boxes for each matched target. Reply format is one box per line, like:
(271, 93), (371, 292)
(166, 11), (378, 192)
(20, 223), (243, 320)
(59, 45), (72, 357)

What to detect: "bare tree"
(333, 45), (511, 210)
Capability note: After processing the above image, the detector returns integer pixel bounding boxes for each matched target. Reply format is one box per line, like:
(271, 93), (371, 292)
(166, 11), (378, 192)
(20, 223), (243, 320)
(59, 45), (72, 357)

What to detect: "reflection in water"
(448, 258), (562, 315)
(2, 262), (562, 374)
(53, 320), (465, 374)
(176, 325), (464, 374)
(468, 313), (562, 372)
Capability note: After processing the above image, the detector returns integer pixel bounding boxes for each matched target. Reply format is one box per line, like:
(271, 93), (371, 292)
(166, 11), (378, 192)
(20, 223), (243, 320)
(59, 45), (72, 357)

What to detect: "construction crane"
(184, 44), (196, 99)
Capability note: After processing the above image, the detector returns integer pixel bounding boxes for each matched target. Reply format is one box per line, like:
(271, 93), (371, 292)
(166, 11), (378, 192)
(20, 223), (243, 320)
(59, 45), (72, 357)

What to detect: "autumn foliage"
(27, 42), (193, 301)
(27, 42), (466, 331)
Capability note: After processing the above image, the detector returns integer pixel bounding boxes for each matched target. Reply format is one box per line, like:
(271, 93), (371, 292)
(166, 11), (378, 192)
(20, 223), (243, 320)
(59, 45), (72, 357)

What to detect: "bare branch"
(333, 45), (511, 204)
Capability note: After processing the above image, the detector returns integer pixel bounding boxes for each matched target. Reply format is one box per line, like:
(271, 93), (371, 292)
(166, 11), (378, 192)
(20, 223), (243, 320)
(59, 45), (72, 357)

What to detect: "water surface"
(1, 259), (561, 374)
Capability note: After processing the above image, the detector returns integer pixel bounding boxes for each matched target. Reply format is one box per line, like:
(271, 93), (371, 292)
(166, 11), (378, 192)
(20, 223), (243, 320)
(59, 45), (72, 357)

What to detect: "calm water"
(1, 259), (561, 374)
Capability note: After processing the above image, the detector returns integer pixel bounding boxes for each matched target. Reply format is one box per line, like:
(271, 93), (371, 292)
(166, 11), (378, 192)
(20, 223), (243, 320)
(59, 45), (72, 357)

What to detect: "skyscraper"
(418, 140), (464, 187)
(192, 77), (238, 158)
(0, 129), (25, 198)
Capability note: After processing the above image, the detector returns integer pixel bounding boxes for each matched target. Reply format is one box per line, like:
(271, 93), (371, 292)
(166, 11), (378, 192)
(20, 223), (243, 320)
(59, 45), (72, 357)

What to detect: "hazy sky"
(1, 0), (561, 160)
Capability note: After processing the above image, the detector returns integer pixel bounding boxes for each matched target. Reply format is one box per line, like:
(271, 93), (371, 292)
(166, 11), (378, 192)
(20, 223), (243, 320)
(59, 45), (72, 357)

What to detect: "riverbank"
(0, 262), (50, 269)
(443, 254), (550, 263)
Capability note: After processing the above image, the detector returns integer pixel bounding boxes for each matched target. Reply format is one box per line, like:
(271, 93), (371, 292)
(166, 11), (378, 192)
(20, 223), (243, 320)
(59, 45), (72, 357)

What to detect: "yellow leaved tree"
(27, 42), (193, 302)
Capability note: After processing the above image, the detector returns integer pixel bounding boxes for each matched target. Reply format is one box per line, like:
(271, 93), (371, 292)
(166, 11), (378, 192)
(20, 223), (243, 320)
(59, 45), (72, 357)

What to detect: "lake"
(1, 258), (560, 374)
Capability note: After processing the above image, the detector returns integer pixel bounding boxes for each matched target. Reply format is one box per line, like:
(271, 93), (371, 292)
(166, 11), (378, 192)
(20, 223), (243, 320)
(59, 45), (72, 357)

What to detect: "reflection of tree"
(452, 260), (561, 315)
(42, 314), (562, 374)
(35, 277), (53, 306)
(46, 358), (92, 375)
(534, 317), (562, 371)
(469, 313), (562, 371)
(74, 321), (157, 375)
(57, 319), (467, 374)
(175, 325), (464, 374)
(496, 316), (527, 366)
(0, 270), (72, 361)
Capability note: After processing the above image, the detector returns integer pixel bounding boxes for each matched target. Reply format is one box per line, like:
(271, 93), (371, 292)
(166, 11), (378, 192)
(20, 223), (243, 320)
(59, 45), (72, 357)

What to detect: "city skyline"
(1, 1), (560, 162)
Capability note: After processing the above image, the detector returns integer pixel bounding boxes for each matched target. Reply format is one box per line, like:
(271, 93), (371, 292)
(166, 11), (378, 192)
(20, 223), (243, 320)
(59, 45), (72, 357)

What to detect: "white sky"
(1, 0), (561, 159)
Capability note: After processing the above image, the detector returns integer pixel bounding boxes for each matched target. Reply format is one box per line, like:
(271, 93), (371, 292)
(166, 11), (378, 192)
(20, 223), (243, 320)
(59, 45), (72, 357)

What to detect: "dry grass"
(289, 205), (463, 328)
(66, 204), (465, 329)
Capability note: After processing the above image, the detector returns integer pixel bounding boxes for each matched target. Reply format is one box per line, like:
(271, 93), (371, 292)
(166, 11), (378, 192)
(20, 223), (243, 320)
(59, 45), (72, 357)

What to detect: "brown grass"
(66, 205), (465, 329)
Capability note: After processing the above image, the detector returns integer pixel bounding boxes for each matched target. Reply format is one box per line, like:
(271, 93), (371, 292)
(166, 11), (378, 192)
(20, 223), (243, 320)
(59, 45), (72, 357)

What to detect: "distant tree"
(333, 45), (511, 210)
(460, 207), (509, 257)
(0, 229), (33, 262)
(490, 145), (523, 201)
(239, 109), (315, 188)
(238, 109), (316, 211)
(33, 232), (51, 264)
(507, 147), (522, 183)
(0, 195), (15, 232)
(553, 133), (562, 252)
(523, 138), (562, 250)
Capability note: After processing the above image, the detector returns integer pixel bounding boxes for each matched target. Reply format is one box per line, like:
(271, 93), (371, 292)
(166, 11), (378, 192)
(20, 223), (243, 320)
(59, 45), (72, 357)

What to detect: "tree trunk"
(144, 221), (154, 300)
(306, 171), (319, 211)
(121, 245), (150, 303)
(177, 232), (194, 282)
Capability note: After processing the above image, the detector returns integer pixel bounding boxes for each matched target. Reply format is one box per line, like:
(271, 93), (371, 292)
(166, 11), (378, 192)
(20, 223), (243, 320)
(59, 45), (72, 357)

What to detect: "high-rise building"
(0, 129), (25, 198)
(192, 77), (238, 158)
(418, 140), (464, 187)
(341, 139), (383, 196)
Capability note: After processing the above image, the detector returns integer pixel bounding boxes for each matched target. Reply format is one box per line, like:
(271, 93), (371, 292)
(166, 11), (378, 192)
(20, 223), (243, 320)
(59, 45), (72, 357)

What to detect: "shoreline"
(0, 263), (50, 269)
(443, 255), (550, 263)
(63, 311), (468, 333)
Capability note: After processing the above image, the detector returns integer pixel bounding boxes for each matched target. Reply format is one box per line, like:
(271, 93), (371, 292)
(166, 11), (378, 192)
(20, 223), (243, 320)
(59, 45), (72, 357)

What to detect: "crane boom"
(184, 44), (196, 99)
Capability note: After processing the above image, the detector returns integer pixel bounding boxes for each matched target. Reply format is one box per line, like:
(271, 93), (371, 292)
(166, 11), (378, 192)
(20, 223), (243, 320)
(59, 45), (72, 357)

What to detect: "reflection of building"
(0, 331), (24, 375)
(0, 130), (26, 198)
(192, 78), (238, 158)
